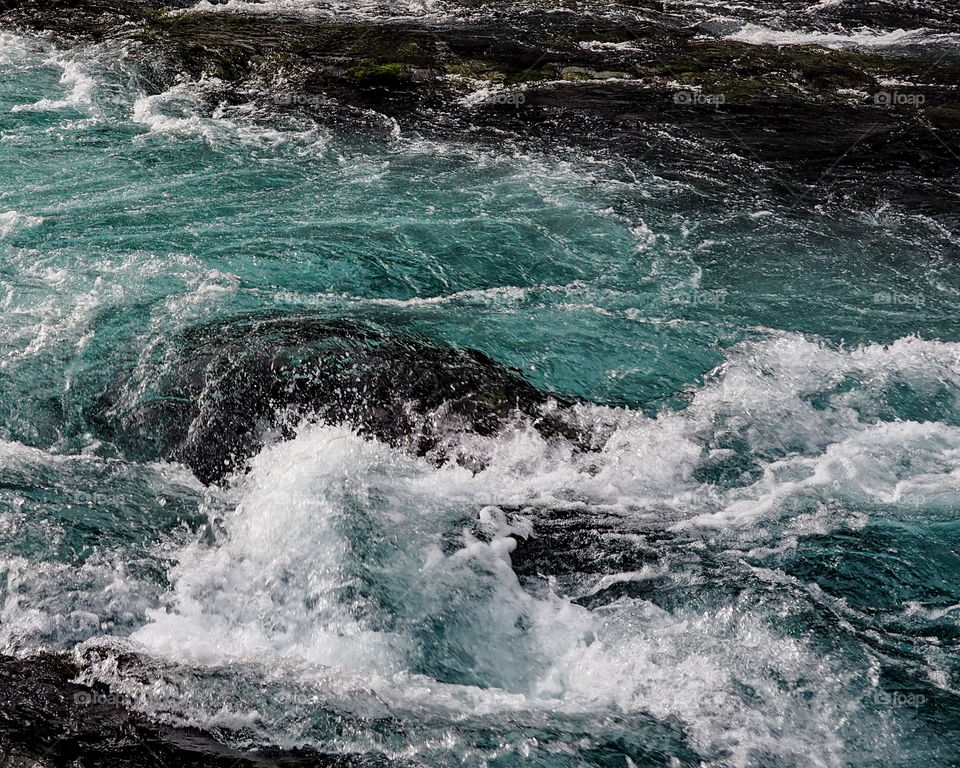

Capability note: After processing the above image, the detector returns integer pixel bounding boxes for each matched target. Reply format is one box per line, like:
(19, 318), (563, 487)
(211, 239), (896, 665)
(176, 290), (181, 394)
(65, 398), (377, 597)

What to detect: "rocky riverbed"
(3, 0), (960, 211)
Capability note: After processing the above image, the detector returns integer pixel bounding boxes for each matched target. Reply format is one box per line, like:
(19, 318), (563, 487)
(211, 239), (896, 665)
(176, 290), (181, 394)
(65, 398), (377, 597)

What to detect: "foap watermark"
(873, 291), (923, 308)
(73, 691), (136, 707)
(481, 92), (526, 108)
(273, 92), (334, 108)
(673, 90), (726, 107)
(670, 290), (727, 307)
(274, 690), (320, 707)
(874, 91), (925, 107)
(874, 690), (926, 708)
(71, 490), (115, 506)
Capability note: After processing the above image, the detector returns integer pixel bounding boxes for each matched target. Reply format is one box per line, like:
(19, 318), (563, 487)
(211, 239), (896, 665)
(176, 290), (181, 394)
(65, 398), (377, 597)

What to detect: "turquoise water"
(2, 28), (960, 768)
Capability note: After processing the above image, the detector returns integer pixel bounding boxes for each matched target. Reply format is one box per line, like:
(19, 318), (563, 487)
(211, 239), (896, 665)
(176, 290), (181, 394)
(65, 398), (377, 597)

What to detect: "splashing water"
(1, 21), (959, 768)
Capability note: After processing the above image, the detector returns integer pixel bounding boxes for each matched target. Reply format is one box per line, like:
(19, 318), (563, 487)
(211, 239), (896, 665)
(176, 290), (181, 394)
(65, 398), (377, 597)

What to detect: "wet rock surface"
(1, 0), (959, 215)
(97, 314), (576, 484)
(0, 654), (386, 767)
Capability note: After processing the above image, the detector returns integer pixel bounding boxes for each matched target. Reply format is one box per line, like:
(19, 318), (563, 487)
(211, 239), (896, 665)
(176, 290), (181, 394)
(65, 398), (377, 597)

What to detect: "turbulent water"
(2, 5), (960, 767)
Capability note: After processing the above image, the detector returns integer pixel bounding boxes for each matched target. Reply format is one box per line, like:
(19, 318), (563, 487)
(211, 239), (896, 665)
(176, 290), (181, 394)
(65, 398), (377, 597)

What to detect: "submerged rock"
(98, 314), (576, 485)
(0, 654), (382, 767)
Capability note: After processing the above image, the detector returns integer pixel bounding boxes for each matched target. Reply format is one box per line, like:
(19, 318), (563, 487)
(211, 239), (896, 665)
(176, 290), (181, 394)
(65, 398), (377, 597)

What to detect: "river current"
(1, 6), (959, 766)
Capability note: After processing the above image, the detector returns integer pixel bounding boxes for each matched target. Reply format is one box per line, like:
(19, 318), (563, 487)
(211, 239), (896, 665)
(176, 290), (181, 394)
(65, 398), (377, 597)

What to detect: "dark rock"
(0, 653), (387, 767)
(97, 314), (577, 485)
(3, 0), (960, 215)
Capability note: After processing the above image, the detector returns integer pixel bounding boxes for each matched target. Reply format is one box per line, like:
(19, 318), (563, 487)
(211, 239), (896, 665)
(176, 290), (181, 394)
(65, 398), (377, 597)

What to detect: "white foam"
(0, 440), (203, 654)
(578, 40), (644, 52)
(132, 429), (411, 671)
(112, 331), (960, 763)
(131, 81), (330, 153)
(0, 32), (38, 69)
(129, 427), (583, 688)
(181, 0), (444, 19)
(115, 419), (895, 764)
(681, 419), (960, 531)
(0, 211), (43, 240)
(726, 23), (960, 49)
(11, 55), (97, 113)
(0, 554), (158, 654)
(0, 246), (236, 369)
(402, 334), (960, 531)
(263, 282), (570, 310)
(543, 601), (870, 767)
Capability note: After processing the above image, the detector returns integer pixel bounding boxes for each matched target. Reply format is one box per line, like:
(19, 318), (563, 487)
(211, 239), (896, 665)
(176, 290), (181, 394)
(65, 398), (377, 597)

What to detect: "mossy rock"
(350, 62), (412, 87)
